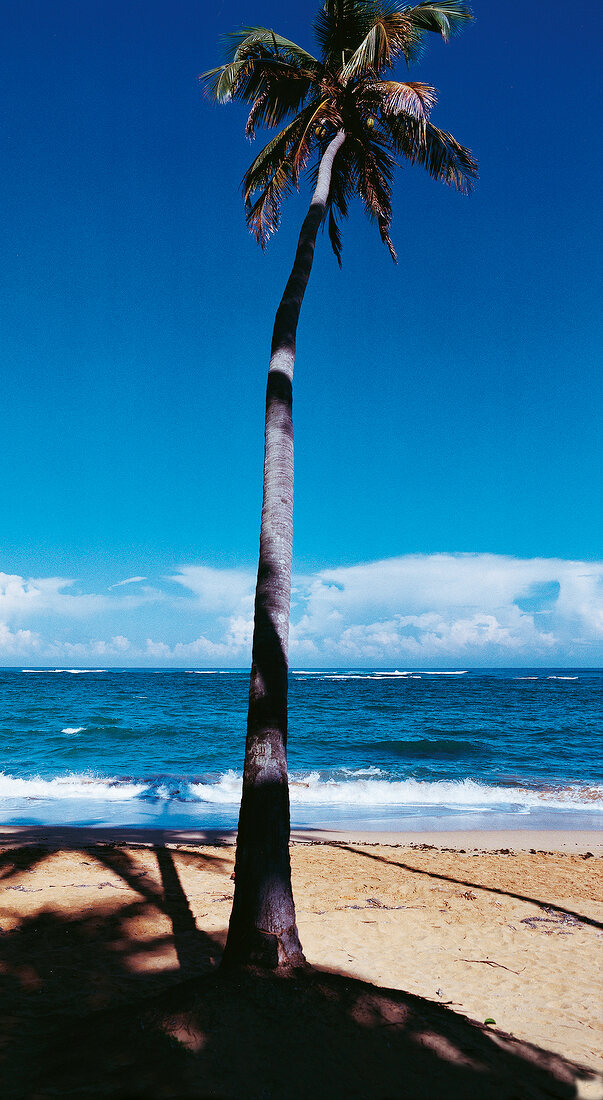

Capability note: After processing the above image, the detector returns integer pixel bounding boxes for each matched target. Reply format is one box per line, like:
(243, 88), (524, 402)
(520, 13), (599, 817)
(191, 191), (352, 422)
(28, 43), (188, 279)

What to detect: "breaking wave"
(191, 772), (603, 810)
(1, 770), (599, 811)
(292, 670), (468, 681)
(0, 772), (144, 801)
(22, 669), (106, 674)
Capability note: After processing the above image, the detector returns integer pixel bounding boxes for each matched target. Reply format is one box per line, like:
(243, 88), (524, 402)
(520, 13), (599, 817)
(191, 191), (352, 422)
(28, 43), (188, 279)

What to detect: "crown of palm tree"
(202, 1), (477, 264)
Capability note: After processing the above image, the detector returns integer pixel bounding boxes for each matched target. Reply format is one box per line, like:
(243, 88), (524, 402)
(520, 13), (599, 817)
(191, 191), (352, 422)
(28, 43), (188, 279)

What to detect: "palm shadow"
(330, 842), (603, 930)
(0, 842), (53, 881)
(0, 838), (598, 1099)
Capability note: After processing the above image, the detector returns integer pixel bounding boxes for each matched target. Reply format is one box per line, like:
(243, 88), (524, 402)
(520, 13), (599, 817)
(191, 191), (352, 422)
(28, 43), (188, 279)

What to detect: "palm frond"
(200, 27), (319, 106)
(243, 104), (322, 246)
(242, 68), (317, 137)
(313, 1), (375, 67)
(360, 79), (437, 120)
(351, 132), (398, 260)
(328, 208), (343, 264)
(205, 3), (476, 259)
(383, 113), (477, 193)
(201, 60), (246, 103)
(340, 19), (392, 80)
(334, 2), (472, 77)
(402, 2), (473, 42)
(225, 27), (320, 70)
(392, 2), (473, 64)
(291, 99), (331, 175)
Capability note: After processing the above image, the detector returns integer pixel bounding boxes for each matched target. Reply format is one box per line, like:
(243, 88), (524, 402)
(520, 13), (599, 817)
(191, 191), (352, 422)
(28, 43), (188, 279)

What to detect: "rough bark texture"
(223, 131), (346, 969)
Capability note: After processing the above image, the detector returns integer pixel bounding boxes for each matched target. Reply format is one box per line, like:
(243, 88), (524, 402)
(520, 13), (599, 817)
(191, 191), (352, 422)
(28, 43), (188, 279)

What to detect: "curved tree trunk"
(223, 130), (346, 969)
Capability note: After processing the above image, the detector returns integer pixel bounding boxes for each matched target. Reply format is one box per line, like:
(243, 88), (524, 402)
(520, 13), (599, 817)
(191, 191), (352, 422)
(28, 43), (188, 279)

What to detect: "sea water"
(0, 667), (601, 831)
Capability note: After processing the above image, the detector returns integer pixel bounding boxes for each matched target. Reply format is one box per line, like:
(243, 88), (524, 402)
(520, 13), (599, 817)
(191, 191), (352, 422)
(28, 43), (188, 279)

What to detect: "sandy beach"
(1, 826), (601, 1098)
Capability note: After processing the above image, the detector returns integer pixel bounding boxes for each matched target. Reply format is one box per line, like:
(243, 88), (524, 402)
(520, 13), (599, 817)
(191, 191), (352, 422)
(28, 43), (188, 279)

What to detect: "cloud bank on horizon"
(0, 553), (601, 667)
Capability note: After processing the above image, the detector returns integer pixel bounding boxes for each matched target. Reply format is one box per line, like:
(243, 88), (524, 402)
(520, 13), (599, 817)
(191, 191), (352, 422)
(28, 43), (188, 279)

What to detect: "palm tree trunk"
(223, 130), (346, 969)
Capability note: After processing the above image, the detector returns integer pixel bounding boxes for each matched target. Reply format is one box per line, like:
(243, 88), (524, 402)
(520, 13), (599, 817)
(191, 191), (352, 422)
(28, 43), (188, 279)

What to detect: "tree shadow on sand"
(327, 842), (603, 931)
(0, 839), (598, 1099)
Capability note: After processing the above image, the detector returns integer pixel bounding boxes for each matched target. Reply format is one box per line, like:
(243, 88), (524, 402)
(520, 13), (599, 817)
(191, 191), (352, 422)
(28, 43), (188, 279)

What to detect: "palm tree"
(202, 0), (477, 969)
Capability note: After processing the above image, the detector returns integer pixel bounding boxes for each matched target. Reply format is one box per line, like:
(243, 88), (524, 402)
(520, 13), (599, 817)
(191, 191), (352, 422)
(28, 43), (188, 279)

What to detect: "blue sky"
(1, 0), (601, 666)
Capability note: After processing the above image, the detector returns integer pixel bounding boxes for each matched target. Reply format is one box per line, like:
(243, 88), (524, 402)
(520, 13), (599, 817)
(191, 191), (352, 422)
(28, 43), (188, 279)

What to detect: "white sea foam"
(22, 669), (106, 674)
(190, 772), (603, 811)
(0, 772), (145, 800)
(370, 671), (412, 677)
(1, 771), (600, 812)
(547, 676), (579, 681)
(61, 727), (85, 735)
(340, 766), (385, 778)
(321, 672), (415, 681)
(416, 671), (469, 676)
(323, 671), (467, 678)
(295, 670), (468, 681)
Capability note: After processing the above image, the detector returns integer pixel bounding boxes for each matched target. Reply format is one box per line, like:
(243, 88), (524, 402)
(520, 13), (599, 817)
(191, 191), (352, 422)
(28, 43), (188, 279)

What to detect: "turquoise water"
(0, 667), (601, 831)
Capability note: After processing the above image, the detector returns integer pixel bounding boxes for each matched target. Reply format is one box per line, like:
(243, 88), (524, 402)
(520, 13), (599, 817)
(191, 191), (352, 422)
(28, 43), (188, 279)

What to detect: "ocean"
(0, 667), (601, 832)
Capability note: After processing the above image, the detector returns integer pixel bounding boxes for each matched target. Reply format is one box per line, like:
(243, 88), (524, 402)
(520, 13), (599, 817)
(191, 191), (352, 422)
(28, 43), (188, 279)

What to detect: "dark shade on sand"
(1, 832), (599, 1098)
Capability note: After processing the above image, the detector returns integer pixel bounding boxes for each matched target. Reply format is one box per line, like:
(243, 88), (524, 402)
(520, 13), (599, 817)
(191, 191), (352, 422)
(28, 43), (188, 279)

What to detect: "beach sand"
(0, 826), (601, 1098)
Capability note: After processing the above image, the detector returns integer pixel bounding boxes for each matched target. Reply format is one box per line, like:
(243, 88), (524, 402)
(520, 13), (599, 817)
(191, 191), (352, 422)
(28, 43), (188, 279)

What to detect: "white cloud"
(41, 635), (134, 661)
(145, 635), (234, 661)
(304, 553), (597, 620)
(323, 608), (555, 662)
(0, 573), (106, 619)
(0, 554), (600, 665)
(290, 554), (601, 664)
(0, 572), (159, 621)
(224, 615), (254, 649)
(0, 622), (41, 655)
(169, 565), (255, 615)
(109, 576), (147, 589)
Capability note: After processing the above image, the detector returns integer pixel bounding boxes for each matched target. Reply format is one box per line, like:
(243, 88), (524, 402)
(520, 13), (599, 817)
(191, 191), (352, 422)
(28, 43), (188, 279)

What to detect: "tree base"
(222, 922), (306, 971)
